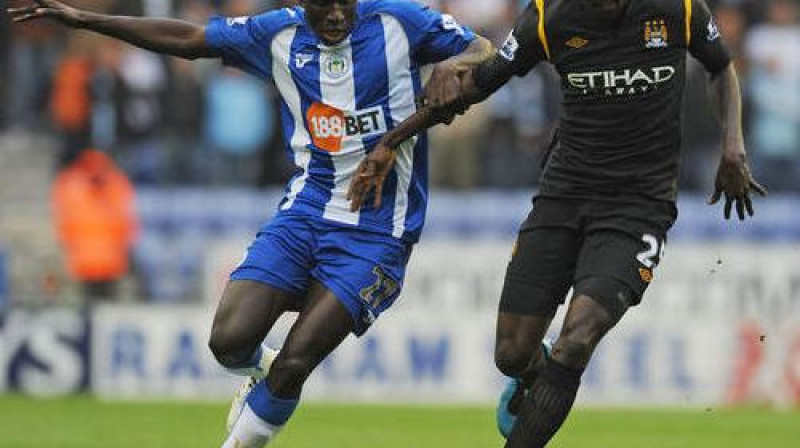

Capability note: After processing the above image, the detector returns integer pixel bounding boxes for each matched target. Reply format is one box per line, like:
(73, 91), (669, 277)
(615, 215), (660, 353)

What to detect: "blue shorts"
(230, 213), (413, 336)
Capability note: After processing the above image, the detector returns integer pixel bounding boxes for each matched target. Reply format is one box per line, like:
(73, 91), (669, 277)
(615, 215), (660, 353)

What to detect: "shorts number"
(636, 234), (665, 269)
(360, 266), (399, 310)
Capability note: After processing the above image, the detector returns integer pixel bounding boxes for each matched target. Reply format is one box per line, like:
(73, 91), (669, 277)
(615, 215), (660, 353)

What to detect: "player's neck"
(582, 0), (630, 29)
(584, 0), (629, 14)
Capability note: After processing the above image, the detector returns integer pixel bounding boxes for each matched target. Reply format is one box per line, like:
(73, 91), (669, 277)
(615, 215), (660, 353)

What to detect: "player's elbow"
(172, 41), (215, 60)
(171, 29), (218, 60)
(474, 36), (496, 60)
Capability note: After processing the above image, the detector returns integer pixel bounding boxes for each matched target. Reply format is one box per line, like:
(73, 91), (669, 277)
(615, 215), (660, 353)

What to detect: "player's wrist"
(380, 135), (403, 151)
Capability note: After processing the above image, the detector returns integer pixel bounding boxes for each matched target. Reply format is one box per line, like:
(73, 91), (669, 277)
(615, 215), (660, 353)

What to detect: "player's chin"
(321, 30), (349, 45)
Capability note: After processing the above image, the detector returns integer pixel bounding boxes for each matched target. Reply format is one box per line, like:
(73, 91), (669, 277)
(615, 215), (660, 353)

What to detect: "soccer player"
(8, 0), (492, 447)
(349, 0), (767, 446)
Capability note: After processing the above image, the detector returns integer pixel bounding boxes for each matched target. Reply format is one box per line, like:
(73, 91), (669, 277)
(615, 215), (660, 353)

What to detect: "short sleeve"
(414, 7), (476, 64)
(688, 0), (732, 76)
(472, 5), (546, 96)
(497, 3), (546, 77)
(381, 1), (476, 65)
(205, 8), (299, 80)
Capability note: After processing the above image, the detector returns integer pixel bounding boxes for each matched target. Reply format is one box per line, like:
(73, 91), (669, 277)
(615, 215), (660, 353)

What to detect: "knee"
(495, 339), (533, 378)
(552, 336), (593, 369)
(553, 316), (612, 368)
(208, 327), (252, 368)
(268, 354), (314, 394)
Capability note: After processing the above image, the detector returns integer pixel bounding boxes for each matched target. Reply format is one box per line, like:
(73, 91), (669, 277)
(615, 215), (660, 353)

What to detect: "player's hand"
(347, 143), (397, 212)
(708, 152), (767, 220)
(422, 60), (469, 124)
(7, 0), (82, 27)
(425, 60), (465, 108)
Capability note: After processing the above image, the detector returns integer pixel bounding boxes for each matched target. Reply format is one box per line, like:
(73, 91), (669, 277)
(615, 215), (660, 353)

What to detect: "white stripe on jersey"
(273, 27), (312, 211)
(381, 15), (418, 238)
(320, 38), (362, 225)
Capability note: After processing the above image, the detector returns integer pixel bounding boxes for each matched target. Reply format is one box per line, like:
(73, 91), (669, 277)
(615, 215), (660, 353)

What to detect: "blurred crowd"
(1, 0), (799, 192)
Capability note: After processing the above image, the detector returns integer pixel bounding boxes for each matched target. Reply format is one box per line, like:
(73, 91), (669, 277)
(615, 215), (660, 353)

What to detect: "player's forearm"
(447, 36), (494, 71)
(460, 68), (494, 105)
(381, 108), (443, 149)
(382, 70), (491, 149)
(381, 41), (501, 150)
(711, 64), (746, 159)
(75, 11), (216, 59)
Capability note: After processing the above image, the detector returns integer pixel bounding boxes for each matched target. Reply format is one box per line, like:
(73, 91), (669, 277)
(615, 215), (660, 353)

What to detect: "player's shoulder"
(359, 0), (435, 25)
(247, 6), (305, 37)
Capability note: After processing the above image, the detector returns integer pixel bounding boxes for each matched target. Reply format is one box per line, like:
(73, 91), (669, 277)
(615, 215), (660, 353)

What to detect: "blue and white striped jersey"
(205, 0), (475, 243)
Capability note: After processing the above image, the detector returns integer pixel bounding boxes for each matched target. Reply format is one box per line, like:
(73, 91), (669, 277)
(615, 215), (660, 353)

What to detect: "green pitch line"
(0, 396), (797, 448)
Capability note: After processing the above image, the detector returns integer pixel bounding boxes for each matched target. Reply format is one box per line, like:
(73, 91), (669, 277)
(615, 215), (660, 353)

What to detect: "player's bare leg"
(495, 313), (553, 436)
(223, 280), (354, 447)
(505, 294), (621, 448)
(209, 280), (296, 377)
(209, 280), (295, 432)
(496, 313), (552, 387)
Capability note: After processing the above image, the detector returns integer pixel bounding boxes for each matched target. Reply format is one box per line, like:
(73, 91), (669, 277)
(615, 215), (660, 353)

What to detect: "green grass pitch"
(0, 396), (797, 448)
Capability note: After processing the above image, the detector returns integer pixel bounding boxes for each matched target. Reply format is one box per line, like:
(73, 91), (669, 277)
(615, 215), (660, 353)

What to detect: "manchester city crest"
(322, 52), (350, 79)
(644, 19), (669, 49)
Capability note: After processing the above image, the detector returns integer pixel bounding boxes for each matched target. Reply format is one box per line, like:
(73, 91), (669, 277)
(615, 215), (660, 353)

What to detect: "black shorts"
(499, 196), (677, 319)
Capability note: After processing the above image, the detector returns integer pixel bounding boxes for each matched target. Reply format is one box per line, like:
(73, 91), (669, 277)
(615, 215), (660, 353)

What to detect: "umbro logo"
(565, 36), (588, 49)
(295, 53), (313, 68)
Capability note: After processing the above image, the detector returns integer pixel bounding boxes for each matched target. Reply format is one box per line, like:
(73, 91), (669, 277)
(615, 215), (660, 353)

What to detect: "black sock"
(505, 358), (583, 448)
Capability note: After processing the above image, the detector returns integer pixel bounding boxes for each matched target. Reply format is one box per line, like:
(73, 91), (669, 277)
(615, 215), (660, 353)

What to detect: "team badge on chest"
(644, 19), (669, 49)
(321, 52), (351, 79)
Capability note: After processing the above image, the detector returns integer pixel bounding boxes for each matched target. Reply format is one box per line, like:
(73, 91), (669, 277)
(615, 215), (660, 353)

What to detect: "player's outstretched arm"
(346, 58), (518, 212)
(367, 55), (516, 153)
(7, 0), (218, 60)
(707, 64), (767, 220)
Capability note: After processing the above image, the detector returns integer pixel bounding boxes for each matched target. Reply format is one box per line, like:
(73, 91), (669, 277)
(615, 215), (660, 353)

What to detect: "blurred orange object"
(52, 150), (138, 282)
(50, 55), (93, 132)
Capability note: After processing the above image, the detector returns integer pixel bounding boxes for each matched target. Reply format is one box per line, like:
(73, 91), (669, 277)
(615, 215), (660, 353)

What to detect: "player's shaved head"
(301, 0), (358, 45)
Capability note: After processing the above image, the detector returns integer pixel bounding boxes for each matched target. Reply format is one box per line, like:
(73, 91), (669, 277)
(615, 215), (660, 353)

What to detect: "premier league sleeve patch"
(500, 31), (520, 62)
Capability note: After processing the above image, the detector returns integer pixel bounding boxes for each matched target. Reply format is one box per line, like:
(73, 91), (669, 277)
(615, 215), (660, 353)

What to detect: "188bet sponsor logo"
(306, 103), (387, 152)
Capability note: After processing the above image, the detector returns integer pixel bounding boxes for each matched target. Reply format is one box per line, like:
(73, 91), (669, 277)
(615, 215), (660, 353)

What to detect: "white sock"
(221, 404), (283, 448)
(225, 345), (279, 380)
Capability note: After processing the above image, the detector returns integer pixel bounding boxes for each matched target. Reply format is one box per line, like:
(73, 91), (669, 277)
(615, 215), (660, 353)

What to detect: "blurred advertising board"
(170, 241), (800, 406)
(2, 243), (798, 406)
(0, 308), (91, 395)
(91, 304), (237, 399)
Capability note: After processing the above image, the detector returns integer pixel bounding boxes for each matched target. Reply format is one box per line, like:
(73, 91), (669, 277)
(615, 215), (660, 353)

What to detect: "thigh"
(499, 226), (581, 318)
(210, 280), (297, 354)
(277, 281), (354, 365)
(313, 227), (412, 336)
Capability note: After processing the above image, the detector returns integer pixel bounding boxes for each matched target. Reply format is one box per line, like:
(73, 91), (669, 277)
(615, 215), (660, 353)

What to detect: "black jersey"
(478, 0), (731, 202)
